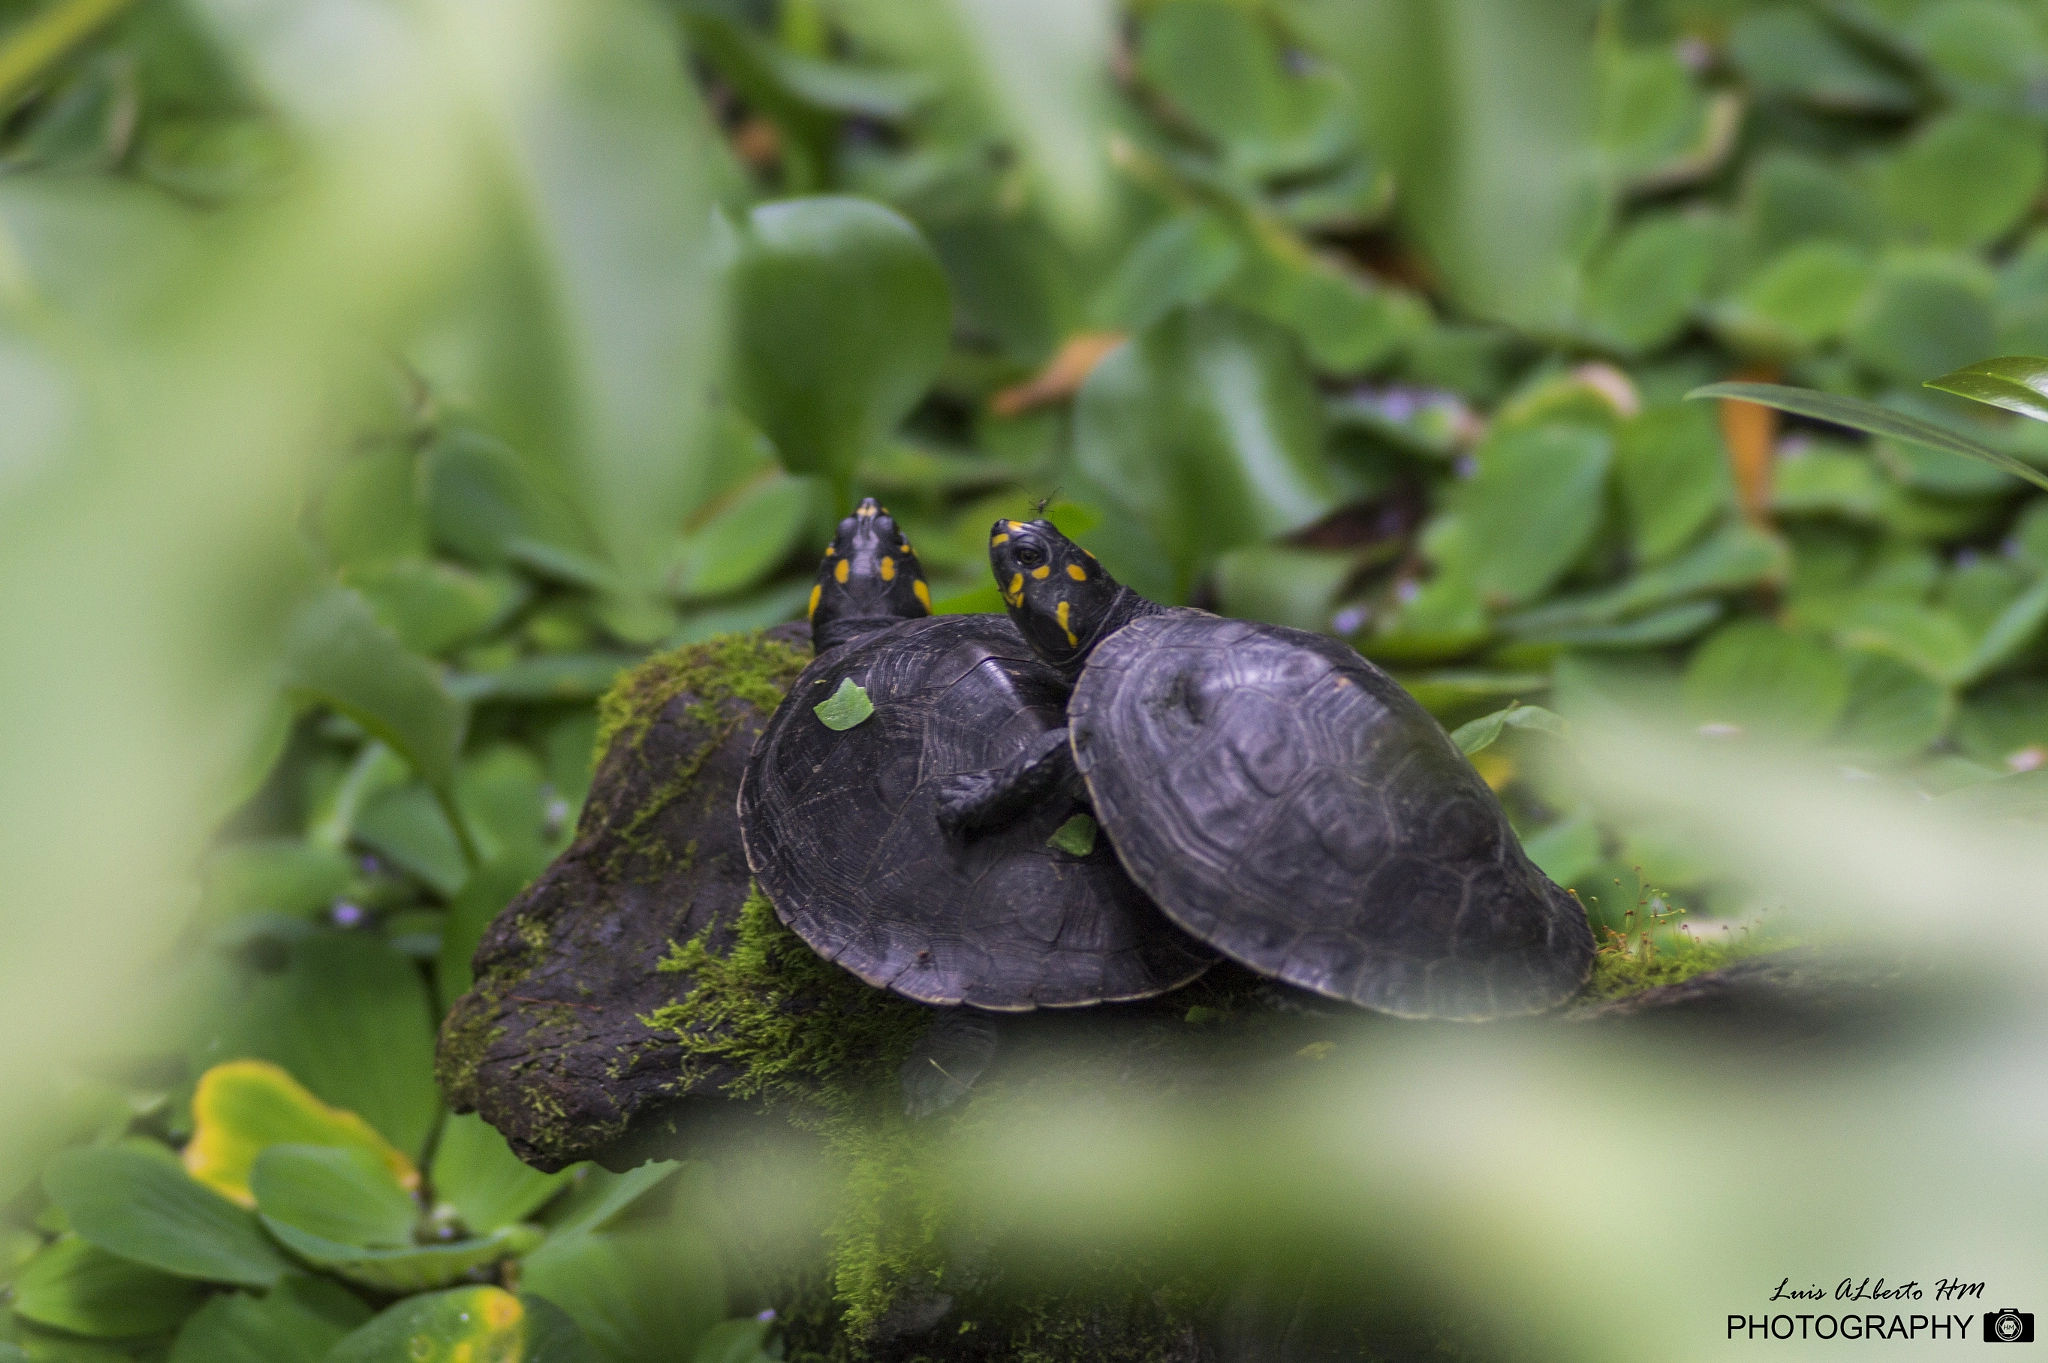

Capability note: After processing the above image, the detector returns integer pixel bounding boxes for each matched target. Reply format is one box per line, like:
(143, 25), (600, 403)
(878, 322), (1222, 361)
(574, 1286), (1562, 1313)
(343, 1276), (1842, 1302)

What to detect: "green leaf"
(1683, 622), (1850, 741)
(540, 1162), (678, 1242)
(1451, 703), (1568, 755)
(1938, 768), (2048, 821)
(264, 1222), (543, 1296)
(43, 1147), (289, 1287)
(421, 429), (603, 582)
(1460, 423), (1612, 608)
(1739, 150), (1882, 258)
(1090, 211), (1244, 333)
(197, 839), (352, 922)
(1226, 239), (1419, 376)
(166, 1275), (371, 1363)
(431, 1113), (572, 1235)
(10, 1238), (204, 1338)
(1836, 598), (1974, 683)
(280, 585), (475, 865)
(725, 197), (951, 504)
(353, 783), (469, 898)
(1213, 545), (1355, 633)
(1582, 211), (1723, 353)
(672, 473), (813, 602)
(326, 1287), (527, 1363)
(252, 1144), (420, 1249)
(1876, 110), (2045, 250)
(1136, 1), (1350, 179)
(203, 932), (441, 1160)
(1716, 241), (1871, 354)
(1960, 573), (2048, 684)
(312, 443), (431, 570)
(1925, 354), (2048, 424)
(1503, 521), (1785, 634)
(344, 560), (527, 658)
(1072, 307), (1334, 597)
(183, 1059), (419, 1210)
(1047, 814), (1097, 857)
(1616, 403), (1734, 563)
(1726, 7), (1918, 113)
(1847, 257), (1997, 385)
(1521, 815), (1601, 887)
(1685, 382), (2048, 495)
(521, 1229), (723, 1363)
(692, 1318), (776, 1363)
(813, 678), (874, 731)
(521, 1294), (603, 1363)
(1832, 650), (1950, 759)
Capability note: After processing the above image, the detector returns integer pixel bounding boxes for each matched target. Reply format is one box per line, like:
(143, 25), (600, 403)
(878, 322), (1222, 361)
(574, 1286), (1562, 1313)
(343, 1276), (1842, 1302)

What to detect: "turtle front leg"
(934, 728), (1080, 837)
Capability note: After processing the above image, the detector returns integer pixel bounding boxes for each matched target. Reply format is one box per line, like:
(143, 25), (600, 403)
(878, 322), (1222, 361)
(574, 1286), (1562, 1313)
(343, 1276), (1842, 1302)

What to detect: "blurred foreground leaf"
(43, 1145), (288, 1286)
(9, 1237), (203, 1337)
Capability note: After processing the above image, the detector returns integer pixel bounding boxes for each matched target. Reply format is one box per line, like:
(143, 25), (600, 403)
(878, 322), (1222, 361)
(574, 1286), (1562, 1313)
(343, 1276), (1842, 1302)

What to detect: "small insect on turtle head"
(987, 516), (1118, 671)
(811, 497), (930, 652)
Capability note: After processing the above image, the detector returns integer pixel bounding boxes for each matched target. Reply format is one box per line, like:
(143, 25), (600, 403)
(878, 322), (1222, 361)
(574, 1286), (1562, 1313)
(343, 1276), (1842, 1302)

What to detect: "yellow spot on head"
(808, 584), (822, 619)
(1006, 520), (1023, 531)
(991, 533), (1009, 545)
(834, 558), (850, 584)
(913, 579), (930, 609)
(858, 503), (877, 517)
(1004, 572), (1025, 606)
(824, 545), (835, 556)
(880, 556), (896, 581)
(1057, 599), (1078, 646)
(899, 542), (911, 554)
(1031, 564), (1051, 579)
(1067, 563), (1087, 581)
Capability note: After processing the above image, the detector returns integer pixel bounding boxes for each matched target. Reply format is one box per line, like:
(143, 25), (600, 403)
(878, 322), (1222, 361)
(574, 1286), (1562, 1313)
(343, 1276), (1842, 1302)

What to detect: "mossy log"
(436, 624), (811, 1172)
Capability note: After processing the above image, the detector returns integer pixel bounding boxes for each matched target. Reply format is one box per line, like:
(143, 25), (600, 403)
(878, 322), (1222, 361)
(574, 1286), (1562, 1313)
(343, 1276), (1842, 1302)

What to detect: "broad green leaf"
(1716, 241), (1870, 354)
(1136, 0), (1350, 179)
(312, 443), (431, 570)
(353, 782), (469, 898)
(1512, 599), (1723, 650)
(198, 839), (352, 921)
(522, 1294), (603, 1363)
(1520, 816), (1602, 888)
(725, 197), (951, 507)
(1394, 670), (1550, 720)
(252, 1144), (419, 1249)
(167, 1275), (370, 1363)
(1725, 7), (1917, 113)
(692, 1318), (776, 1363)
(1460, 423), (1612, 608)
(1616, 403), (1734, 563)
(261, 1220), (543, 1295)
(1300, 0), (1605, 331)
(326, 1287), (526, 1363)
(1598, 40), (1705, 182)
(1832, 650), (1951, 759)
(1683, 622), (1850, 741)
(541, 1162), (679, 1242)
(445, 653), (645, 704)
(1773, 447), (1889, 521)
(1955, 678), (2048, 767)
(813, 678), (874, 730)
(1073, 308), (1334, 597)
(280, 585), (474, 863)
(1213, 545), (1355, 633)
(421, 430), (603, 582)
(1047, 814), (1097, 857)
(1960, 573), (2048, 683)
(1836, 598), (1974, 683)
(1582, 211), (1723, 354)
(200, 932), (441, 1160)
(183, 1059), (418, 1209)
(1739, 151), (1882, 258)
(43, 1147), (288, 1287)
(1909, 0), (2048, 95)
(1686, 382), (2048, 495)
(431, 1113), (572, 1235)
(1502, 521), (1784, 634)
(1876, 110), (2045, 249)
(521, 1229), (723, 1363)
(1226, 236), (1419, 376)
(1090, 211), (1243, 333)
(1867, 389), (2020, 496)
(1451, 703), (1568, 755)
(10, 1238), (204, 1338)
(1925, 354), (2048, 424)
(344, 560), (527, 658)
(1846, 256), (1997, 385)
(672, 473), (812, 602)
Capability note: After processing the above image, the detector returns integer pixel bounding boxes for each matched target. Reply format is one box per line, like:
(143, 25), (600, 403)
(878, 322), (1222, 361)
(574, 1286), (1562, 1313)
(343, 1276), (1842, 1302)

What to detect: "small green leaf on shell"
(1452, 702), (1568, 755)
(813, 678), (874, 730)
(1047, 813), (1097, 857)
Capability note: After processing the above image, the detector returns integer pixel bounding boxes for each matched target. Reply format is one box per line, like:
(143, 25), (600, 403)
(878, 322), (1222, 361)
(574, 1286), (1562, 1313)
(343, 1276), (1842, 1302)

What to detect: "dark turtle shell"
(1067, 611), (1594, 1020)
(740, 614), (1213, 1010)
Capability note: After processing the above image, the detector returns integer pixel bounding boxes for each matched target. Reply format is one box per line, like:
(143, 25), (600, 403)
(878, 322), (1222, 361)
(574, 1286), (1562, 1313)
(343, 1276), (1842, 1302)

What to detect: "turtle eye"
(1015, 543), (1046, 568)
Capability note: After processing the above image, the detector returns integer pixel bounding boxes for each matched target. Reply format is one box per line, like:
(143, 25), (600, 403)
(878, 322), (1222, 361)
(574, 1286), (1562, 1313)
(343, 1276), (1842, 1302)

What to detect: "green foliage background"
(3, 0), (2048, 1357)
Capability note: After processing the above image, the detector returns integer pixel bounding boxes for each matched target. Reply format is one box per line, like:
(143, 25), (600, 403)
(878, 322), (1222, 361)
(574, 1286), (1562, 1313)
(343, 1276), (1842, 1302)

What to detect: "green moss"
(594, 631), (808, 760)
(1584, 929), (1785, 1000)
(647, 887), (940, 1336)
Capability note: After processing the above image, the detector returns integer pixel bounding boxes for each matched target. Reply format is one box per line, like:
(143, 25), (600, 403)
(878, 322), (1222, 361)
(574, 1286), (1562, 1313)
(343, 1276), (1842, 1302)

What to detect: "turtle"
(933, 516), (1595, 1021)
(738, 499), (1213, 1010)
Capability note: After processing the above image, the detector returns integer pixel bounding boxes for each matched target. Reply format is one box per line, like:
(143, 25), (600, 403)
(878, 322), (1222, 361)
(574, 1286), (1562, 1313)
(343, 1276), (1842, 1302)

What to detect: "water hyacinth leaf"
(1836, 598), (1974, 683)
(1740, 150), (1883, 258)
(1924, 355), (2048, 425)
(1136, 0), (1349, 179)
(1725, 6), (1918, 113)
(263, 1220), (544, 1294)
(1460, 423), (1612, 608)
(1686, 382), (2048, 495)
(10, 1238), (205, 1338)
(1514, 598), (1724, 650)
(1832, 650), (1951, 759)
(1091, 211), (1243, 333)
(724, 197), (951, 505)
(541, 1161), (679, 1242)
(813, 678), (873, 730)
(183, 1060), (418, 1208)
(1520, 815), (1602, 888)
(692, 1317), (777, 1363)
(313, 443), (431, 570)
(202, 933), (440, 1160)
(522, 1294), (604, 1363)
(1226, 238), (1419, 376)
(1073, 308), (1334, 596)
(280, 586), (474, 862)
(1848, 259), (1998, 386)
(1876, 110), (2045, 250)
(353, 782), (468, 897)
(421, 429), (602, 581)
(1682, 622), (1850, 741)
(326, 1287), (526, 1363)
(431, 1113), (573, 1234)
(1581, 211), (1722, 354)
(1451, 703), (1567, 755)
(1047, 814), (1097, 857)
(1616, 403), (1734, 563)
(252, 1144), (420, 1249)
(1502, 521), (1785, 634)
(672, 473), (812, 602)
(344, 560), (527, 658)
(1213, 544), (1355, 633)
(197, 839), (353, 921)
(521, 1228), (724, 1363)
(166, 1275), (371, 1363)
(1717, 241), (1871, 354)
(43, 1146), (289, 1287)
(1959, 574), (2048, 684)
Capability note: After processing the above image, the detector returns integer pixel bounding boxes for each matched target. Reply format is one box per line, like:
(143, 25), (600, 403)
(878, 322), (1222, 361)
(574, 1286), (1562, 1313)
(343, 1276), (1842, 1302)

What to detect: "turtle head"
(809, 498), (930, 651)
(987, 517), (1127, 674)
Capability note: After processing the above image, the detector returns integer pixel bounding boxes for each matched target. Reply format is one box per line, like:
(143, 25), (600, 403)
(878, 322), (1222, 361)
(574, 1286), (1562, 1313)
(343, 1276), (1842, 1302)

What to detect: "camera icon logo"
(1985, 1309), (2034, 1343)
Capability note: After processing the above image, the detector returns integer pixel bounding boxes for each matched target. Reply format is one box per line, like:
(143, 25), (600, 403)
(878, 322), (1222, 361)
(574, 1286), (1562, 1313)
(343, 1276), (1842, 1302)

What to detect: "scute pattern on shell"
(1069, 610), (1594, 1020)
(740, 615), (1213, 1011)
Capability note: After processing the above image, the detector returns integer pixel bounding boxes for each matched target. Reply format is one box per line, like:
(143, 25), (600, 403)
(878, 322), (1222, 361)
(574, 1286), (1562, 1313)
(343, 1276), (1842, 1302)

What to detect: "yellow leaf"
(183, 1059), (418, 1208)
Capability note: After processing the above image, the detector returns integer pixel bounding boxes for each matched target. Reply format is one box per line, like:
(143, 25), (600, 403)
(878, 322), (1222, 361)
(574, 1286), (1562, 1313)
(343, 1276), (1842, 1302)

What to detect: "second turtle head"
(987, 517), (1128, 674)
(810, 498), (930, 652)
